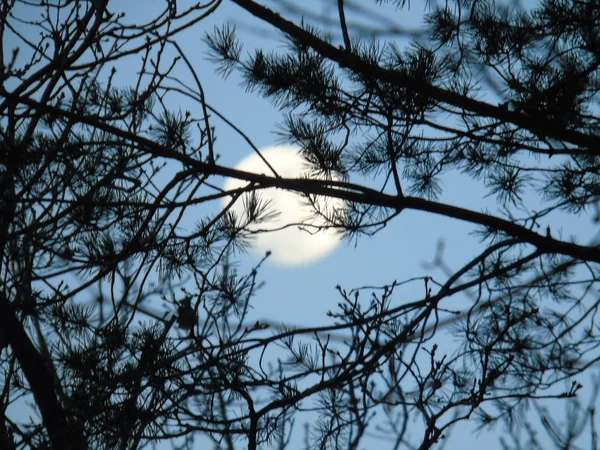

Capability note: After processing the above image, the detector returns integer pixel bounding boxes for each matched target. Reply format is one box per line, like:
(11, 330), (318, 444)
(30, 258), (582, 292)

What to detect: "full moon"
(222, 145), (344, 267)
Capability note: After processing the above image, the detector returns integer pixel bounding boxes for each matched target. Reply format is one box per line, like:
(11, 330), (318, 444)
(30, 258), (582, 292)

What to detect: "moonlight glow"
(223, 145), (344, 267)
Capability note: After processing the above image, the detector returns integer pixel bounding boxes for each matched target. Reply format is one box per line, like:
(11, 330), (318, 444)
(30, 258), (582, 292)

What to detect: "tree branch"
(0, 293), (87, 450)
(4, 90), (599, 265)
(337, 0), (351, 52)
(230, 0), (600, 152)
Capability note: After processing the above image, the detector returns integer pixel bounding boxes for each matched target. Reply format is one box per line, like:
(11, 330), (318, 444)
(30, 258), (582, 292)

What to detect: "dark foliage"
(0, 0), (598, 449)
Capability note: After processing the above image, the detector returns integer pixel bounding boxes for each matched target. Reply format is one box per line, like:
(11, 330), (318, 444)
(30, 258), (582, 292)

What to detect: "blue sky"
(155, 1), (598, 449)
(6, 0), (599, 448)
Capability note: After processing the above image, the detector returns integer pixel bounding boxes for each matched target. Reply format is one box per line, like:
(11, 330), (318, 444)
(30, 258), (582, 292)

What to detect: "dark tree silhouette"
(0, 0), (599, 450)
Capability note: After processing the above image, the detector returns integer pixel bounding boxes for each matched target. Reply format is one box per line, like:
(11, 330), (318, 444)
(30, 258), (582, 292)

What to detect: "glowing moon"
(222, 145), (344, 267)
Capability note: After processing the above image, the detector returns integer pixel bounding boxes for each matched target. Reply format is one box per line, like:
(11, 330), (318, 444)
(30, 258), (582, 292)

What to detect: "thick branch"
(4, 91), (599, 265)
(0, 293), (86, 450)
(0, 411), (16, 450)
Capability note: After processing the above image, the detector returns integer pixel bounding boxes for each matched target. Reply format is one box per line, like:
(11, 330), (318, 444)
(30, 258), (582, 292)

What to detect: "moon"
(222, 145), (344, 267)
